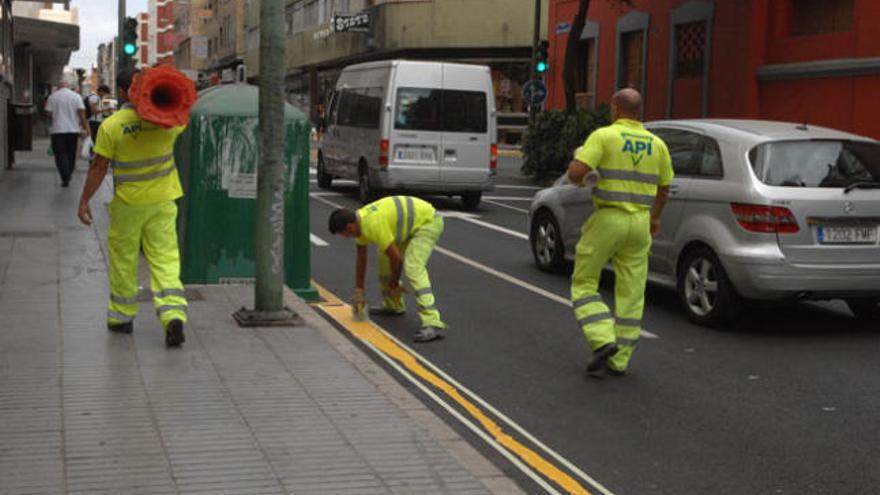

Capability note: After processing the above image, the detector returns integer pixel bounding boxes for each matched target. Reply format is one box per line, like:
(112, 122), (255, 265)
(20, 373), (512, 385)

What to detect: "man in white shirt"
(45, 81), (89, 187)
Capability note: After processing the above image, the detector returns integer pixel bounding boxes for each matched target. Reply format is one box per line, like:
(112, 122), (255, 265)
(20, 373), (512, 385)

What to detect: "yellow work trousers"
(377, 216), (446, 329)
(571, 207), (651, 372)
(106, 199), (188, 329)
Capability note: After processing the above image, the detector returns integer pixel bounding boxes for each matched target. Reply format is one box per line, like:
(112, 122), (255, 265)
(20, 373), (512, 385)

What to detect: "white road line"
(485, 199), (530, 214)
(357, 309), (618, 495)
(441, 212), (529, 241)
(310, 233), (329, 246)
(434, 245), (659, 339)
(310, 193), (345, 209)
(483, 196), (534, 202)
(354, 337), (565, 495)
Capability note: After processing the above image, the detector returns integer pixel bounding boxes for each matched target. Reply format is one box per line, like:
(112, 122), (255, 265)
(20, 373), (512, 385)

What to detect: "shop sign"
(331, 12), (370, 33)
(555, 22), (571, 34)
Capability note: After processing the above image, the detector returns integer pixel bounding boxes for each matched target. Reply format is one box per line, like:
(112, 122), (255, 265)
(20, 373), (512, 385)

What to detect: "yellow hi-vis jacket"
(356, 196), (436, 252)
(574, 119), (674, 213)
(93, 103), (186, 205)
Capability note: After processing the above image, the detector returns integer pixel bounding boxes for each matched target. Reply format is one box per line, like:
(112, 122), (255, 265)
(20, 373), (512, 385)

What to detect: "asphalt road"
(307, 156), (880, 495)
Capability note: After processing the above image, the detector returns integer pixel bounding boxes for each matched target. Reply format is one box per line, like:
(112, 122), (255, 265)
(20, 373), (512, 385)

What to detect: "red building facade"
(545, 0), (880, 138)
(137, 12), (150, 67)
(155, 0), (175, 65)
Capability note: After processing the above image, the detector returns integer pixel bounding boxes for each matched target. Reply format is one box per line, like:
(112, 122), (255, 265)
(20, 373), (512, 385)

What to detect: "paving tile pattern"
(0, 144), (492, 495)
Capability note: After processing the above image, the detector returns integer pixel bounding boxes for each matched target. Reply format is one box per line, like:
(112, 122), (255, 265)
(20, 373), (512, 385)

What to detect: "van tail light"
(379, 139), (389, 168)
(490, 144), (498, 172)
(730, 203), (799, 234)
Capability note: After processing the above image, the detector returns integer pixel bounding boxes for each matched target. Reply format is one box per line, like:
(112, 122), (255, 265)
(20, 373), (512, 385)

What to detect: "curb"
(283, 289), (527, 495)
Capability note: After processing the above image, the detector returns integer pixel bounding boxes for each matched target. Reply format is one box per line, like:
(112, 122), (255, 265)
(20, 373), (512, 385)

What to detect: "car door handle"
(668, 185), (681, 196)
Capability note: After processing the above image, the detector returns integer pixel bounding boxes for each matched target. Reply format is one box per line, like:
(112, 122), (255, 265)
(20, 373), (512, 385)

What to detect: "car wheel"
(677, 246), (740, 327)
(845, 298), (880, 322)
(316, 153), (332, 189)
(358, 165), (376, 204)
(461, 191), (482, 210)
(530, 211), (566, 273)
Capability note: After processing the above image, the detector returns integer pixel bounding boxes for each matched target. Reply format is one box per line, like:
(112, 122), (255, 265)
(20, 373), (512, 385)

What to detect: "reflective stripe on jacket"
(574, 119), (674, 213)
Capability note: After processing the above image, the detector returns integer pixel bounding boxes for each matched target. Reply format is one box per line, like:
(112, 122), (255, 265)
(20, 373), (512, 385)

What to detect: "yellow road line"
(310, 280), (592, 495)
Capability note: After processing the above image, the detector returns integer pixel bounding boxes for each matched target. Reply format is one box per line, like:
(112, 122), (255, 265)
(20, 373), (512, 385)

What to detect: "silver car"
(528, 119), (880, 326)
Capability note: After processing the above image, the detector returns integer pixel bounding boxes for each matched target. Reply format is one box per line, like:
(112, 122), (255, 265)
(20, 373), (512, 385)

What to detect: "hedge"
(521, 105), (611, 180)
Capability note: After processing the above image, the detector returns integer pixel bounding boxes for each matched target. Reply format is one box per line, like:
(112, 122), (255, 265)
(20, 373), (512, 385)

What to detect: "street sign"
(522, 79), (547, 106)
(331, 12), (370, 33)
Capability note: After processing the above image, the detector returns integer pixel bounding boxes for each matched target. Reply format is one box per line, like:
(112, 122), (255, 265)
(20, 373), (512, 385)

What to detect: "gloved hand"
(352, 288), (366, 311)
(387, 284), (408, 306)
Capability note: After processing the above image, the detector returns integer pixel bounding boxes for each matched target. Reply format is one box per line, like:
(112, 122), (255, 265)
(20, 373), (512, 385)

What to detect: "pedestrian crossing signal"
(535, 40), (549, 74)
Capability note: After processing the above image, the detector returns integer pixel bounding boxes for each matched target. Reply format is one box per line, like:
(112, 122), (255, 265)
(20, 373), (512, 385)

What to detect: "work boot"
(369, 307), (406, 317)
(605, 363), (627, 377)
(165, 319), (185, 347)
(108, 321), (133, 334)
(413, 326), (445, 343)
(586, 343), (618, 374)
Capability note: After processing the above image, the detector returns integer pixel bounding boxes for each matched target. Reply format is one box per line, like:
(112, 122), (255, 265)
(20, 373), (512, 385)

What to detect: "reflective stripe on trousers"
(107, 199), (188, 328)
(377, 215), (446, 329)
(571, 208), (650, 371)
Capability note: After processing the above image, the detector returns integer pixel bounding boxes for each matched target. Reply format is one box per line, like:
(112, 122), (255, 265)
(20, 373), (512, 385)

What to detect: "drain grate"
(137, 288), (204, 302)
(0, 230), (53, 238)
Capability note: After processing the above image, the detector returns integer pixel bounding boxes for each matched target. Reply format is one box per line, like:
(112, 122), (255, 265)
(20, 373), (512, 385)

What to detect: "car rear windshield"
(749, 140), (880, 188)
(395, 88), (487, 133)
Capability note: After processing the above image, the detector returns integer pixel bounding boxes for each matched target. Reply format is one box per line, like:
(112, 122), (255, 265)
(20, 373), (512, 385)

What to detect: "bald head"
(611, 88), (641, 120)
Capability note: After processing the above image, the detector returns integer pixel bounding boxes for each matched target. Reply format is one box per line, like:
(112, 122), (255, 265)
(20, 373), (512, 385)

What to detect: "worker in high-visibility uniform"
(328, 196), (447, 343)
(567, 89), (673, 376)
(76, 68), (189, 347)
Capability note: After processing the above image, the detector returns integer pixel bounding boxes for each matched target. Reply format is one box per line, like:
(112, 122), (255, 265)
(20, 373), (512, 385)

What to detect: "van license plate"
(395, 148), (436, 163)
(817, 226), (878, 244)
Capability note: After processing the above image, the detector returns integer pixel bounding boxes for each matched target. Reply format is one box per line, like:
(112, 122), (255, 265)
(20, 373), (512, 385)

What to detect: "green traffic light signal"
(536, 61), (548, 73)
(123, 43), (137, 56)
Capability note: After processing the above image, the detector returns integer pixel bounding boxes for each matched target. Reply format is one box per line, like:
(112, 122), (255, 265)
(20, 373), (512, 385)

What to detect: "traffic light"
(123, 17), (138, 57)
(535, 40), (549, 74)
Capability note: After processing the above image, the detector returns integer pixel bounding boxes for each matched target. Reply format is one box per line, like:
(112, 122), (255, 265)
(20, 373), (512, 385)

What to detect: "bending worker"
(77, 69), (189, 347)
(567, 88), (673, 376)
(328, 196), (447, 343)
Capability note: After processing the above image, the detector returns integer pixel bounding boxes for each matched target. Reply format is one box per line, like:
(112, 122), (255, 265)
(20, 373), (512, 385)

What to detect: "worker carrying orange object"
(128, 65), (197, 128)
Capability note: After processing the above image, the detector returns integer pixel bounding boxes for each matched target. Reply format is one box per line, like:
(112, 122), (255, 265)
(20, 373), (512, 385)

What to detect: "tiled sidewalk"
(0, 141), (523, 495)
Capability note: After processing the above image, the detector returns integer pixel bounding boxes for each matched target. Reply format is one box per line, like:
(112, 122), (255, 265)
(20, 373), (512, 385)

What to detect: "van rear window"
(395, 88), (487, 133)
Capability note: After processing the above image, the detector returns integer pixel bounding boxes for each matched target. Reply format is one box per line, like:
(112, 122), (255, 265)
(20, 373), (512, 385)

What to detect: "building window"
(247, 27), (260, 51)
(791, 0), (853, 36)
(619, 30), (644, 90)
(675, 21), (706, 79)
(574, 39), (596, 108)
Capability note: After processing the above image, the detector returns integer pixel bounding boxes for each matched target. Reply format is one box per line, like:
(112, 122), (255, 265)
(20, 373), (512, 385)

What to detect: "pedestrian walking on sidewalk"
(567, 89), (674, 376)
(45, 80), (90, 187)
(86, 84), (111, 146)
(328, 196), (447, 343)
(76, 69), (188, 347)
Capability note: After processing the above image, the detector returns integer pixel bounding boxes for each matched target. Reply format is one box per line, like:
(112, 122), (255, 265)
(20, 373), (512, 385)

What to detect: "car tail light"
(730, 203), (799, 234)
(379, 139), (389, 168)
(490, 144), (498, 171)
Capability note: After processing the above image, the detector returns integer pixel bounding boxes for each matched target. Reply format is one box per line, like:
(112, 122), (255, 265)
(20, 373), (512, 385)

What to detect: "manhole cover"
(0, 230), (53, 238)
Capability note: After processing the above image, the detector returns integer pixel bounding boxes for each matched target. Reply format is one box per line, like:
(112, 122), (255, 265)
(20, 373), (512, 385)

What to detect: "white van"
(317, 60), (497, 209)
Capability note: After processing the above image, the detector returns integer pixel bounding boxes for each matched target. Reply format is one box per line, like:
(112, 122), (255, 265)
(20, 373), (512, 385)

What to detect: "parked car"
(317, 60), (497, 209)
(529, 119), (880, 326)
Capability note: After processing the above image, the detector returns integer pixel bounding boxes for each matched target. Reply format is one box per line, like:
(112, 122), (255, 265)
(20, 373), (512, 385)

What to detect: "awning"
(13, 15), (79, 86)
